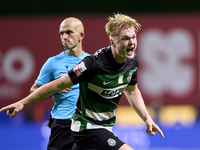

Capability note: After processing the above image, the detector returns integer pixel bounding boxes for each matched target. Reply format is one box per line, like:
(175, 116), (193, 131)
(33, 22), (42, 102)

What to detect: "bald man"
(16, 17), (89, 150)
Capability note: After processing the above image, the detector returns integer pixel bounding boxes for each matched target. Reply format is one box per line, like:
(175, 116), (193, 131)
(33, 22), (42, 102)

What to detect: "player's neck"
(111, 46), (127, 64)
(66, 48), (83, 57)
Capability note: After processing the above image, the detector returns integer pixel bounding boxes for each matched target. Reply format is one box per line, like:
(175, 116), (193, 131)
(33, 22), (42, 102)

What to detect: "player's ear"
(79, 32), (85, 40)
(110, 39), (116, 47)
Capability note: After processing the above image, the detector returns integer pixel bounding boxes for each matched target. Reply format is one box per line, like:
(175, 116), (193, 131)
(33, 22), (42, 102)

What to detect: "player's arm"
(30, 81), (72, 94)
(0, 74), (74, 118)
(124, 84), (164, 138)
(30, 83), (40, 93)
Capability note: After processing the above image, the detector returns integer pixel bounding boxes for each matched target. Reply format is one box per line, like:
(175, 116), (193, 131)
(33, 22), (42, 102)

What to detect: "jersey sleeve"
(128, 71), (137, 85)
(128, 54), (139, 85)
(68, 56), (96, 85)
(35, 58), (54, 86)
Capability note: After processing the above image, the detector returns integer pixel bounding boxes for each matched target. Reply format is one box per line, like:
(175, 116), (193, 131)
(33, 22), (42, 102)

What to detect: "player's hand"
(0, 102), (24, 118)
(146, 119), (164, 138)
(58, 86), (72, 93)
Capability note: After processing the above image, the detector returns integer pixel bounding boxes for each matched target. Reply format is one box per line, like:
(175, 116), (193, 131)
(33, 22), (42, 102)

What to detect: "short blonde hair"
(105, 13), (141, 39)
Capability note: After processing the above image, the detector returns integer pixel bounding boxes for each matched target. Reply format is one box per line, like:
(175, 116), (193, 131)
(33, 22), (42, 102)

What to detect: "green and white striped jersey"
(68, 46), (139, 132)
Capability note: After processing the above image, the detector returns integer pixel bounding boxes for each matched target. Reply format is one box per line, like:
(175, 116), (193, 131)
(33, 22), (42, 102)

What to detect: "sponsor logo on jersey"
(101, 87), (125, 97)
(73, 61), (87, 76)
(103, 80), (113, 85)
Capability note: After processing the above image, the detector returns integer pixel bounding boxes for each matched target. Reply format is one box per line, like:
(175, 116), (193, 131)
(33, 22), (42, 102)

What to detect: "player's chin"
(64, 46), (71, 50)
(126, 54), (135, 60)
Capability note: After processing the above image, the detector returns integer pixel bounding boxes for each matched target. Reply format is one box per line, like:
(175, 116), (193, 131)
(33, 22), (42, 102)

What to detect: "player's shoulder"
(80, 47), (108, 69)
(51, 51), (66, 59)
(44, 51), (65, 65)
(134, 52), (139, 63)
(82, 50), (90, 57)
(91, 46), (110, 58)
(81, 46), (110, 66)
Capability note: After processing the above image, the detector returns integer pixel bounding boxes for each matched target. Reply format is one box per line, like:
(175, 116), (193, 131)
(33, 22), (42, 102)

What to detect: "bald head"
(60, 17), (84, 33)
(59, 17), (85, 57)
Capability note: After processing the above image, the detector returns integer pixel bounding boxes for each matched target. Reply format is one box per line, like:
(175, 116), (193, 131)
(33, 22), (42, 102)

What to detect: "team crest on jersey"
(107, 138), (116, 146)
(73, 61), (87, 76)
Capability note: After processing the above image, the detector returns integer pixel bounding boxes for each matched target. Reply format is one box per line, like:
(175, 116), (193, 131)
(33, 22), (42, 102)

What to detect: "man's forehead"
(119, 27), (136, 37)
(59, 23), (74, 31)
(60, 22), (73, 28)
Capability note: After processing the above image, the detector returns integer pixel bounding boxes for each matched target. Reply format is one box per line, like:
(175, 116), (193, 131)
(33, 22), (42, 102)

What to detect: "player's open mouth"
(126, 48), (134, 53)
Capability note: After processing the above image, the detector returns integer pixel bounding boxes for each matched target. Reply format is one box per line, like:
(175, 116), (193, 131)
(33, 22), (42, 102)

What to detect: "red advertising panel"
(0, 14), (199, 109)
(136, 14), (200, 105)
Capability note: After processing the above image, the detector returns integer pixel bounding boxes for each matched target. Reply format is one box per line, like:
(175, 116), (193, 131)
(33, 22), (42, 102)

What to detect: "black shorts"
(47, 119), (73, 150)
(71, 128), (125, 150)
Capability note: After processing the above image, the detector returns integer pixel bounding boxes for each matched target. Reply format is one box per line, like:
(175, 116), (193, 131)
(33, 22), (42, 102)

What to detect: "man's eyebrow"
(121, 35), (130, 38)
(121, 34), (136, 38)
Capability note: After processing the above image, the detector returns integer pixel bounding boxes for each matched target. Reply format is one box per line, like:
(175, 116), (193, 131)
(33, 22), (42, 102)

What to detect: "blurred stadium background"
(0, 0), (200, 150)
